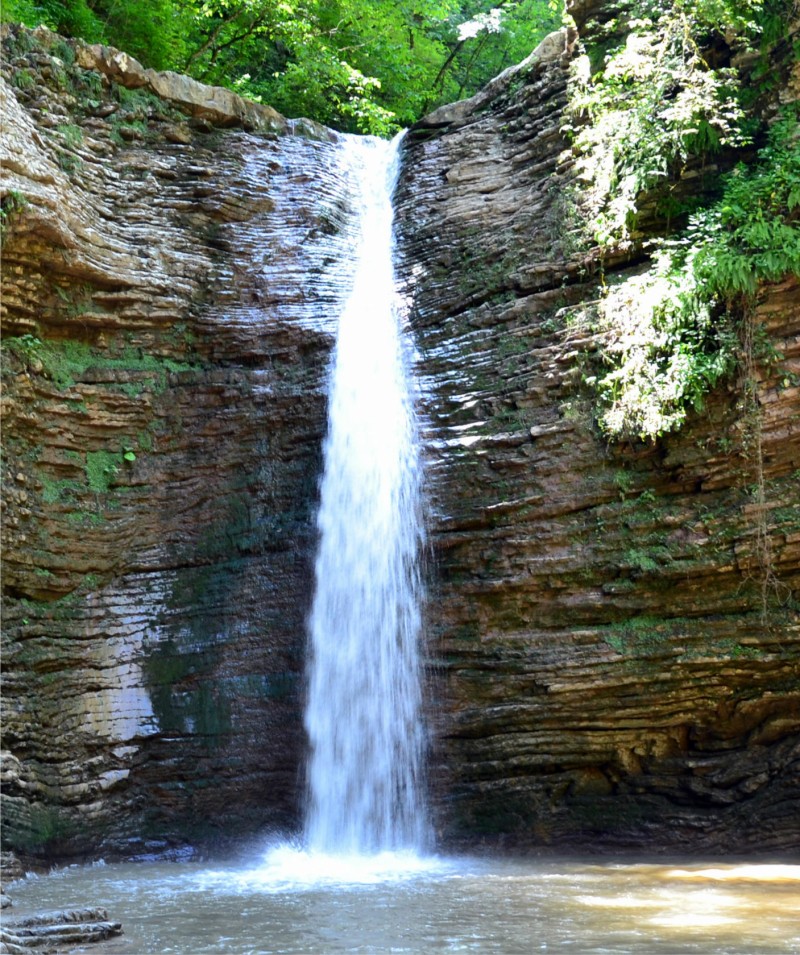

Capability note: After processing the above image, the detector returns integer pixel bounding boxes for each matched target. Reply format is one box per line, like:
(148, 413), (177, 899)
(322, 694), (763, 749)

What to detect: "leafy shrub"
(567, 2), (756, 249)
(594, 109), (800, 439)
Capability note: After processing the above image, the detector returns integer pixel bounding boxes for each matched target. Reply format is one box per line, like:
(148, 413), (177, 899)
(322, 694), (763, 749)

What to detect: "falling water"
(303, 133), (427, 855)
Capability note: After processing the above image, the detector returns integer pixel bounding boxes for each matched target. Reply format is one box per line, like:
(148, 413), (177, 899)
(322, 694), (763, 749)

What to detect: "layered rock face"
(1, 27), (361, 856)
(2, 6), (798, 861)
(394, 16), (800, 851)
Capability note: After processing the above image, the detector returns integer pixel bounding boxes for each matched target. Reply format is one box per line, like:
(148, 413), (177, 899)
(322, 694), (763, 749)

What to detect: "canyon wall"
(1, 4), (799, 860)
(394, 6), (800, 852)
(1, 28), (356, 856)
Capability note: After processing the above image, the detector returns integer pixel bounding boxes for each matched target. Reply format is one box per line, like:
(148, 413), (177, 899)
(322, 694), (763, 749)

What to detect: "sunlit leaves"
(595, 109), (800, 440)
(3, 0), (561, 134)
(569, 7), (752, 249)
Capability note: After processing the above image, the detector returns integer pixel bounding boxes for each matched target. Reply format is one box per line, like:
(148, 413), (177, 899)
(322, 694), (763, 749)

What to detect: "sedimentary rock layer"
(1, 8), (798, 859)
(393, 19), (800, 851)
(1, 26), (356, 855)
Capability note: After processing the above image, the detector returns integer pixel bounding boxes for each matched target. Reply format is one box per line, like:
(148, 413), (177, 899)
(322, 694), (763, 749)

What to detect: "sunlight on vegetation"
(3, 0), (796, 437)
(0, 0), (562, 133)
(568, 0), (800, 441)
(593, 108), (800, 440)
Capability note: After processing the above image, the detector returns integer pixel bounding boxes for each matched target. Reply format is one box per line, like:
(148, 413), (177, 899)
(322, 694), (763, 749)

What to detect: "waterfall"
(303, 133), (427, 856)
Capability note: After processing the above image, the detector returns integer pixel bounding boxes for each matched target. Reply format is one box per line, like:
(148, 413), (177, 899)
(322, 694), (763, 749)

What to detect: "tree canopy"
(2, 0), (561, 133)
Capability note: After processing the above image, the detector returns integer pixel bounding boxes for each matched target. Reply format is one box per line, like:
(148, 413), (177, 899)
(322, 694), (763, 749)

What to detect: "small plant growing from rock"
(0, 189), (29, 242)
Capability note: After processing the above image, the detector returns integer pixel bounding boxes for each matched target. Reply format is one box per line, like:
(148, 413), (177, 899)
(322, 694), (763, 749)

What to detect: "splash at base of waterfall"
(195, 844), (450, 892)
(12, 855), (800, 954)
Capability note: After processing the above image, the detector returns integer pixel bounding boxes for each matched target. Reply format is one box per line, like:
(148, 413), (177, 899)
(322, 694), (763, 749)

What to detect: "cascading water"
(303, 133), (427, 856)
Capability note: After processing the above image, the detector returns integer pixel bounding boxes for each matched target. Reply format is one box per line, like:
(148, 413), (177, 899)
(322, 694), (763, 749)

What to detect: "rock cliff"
(1, 4), (798, 861)
(1, 25), (356, 856)
(394, 6), (800, 852)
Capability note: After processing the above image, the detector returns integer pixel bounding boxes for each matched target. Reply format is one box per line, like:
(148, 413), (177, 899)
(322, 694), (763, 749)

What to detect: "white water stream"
(303, 133), (427, 856)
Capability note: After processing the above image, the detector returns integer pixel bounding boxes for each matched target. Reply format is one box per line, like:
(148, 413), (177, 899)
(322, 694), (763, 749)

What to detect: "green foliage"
(594, 110), (800, 440)
(570, 0), (800, 441)
(0, 0), (43, 28)
(115, 86), (166, 116)
(41, 475), (83, 503)
(591, 244), (738, 437)
(12, 803), (79, 855)
(567, 1), (758, 248)
(3, 0), (560, 133)
(1, 0), (189, 66)
(56, 123), (83, 171)
(85, 449), (120, 493)
(4, 336), (91, 388)
(2, 334), (201, 392)
(56, 122), (83, 147)
(93, 0), (193, 71)
(11, 67), (35, 89)
(53, 0), (102, 39)
(57, 150), (82, 174)
(600, 613), (764, 660)
(0, 189), (29, 242)
(690, 111), (800, 296)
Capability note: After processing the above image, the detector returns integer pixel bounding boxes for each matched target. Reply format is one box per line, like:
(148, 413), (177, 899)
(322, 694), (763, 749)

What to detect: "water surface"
(8, 849), (799, 954)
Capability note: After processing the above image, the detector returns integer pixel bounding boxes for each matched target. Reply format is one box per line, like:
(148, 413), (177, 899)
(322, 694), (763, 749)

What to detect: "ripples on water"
(8, 848), (799, 954)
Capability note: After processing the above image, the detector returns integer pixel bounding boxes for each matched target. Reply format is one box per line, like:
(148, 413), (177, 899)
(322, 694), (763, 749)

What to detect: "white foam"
(303, 133), (428, 855)
(194, 845), (453, 894)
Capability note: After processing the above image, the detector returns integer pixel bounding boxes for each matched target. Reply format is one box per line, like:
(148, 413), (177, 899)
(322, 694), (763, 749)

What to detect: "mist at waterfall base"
(9, 140), (800, 954)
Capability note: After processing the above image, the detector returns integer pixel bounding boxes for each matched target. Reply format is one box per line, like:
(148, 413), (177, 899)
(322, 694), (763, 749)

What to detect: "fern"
(595, 109), (800, 440)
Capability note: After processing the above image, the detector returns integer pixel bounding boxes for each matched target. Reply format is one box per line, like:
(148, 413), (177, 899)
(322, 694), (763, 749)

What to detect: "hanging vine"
(586, 107), (800, 441)
(739, 306), (786, 626)
(564, 0), (799, 442)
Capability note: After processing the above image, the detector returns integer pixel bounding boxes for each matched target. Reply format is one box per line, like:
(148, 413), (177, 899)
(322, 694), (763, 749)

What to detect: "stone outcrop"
(1, 908), (122, 953)
(1, 6), (798, 862)
(70, 38), (332, 139)
(393, 6), (800, 851)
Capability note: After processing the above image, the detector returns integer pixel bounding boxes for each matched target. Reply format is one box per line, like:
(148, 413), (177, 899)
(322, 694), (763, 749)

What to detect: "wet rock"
(1, 12), (798, 861)
(0, 853), (25, 886)
(1, 24), (358, 858)
(1, 908), (122, 952)
(164, 123), (192, 144)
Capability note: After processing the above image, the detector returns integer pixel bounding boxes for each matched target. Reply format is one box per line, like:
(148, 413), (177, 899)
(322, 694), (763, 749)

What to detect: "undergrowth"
(3, 334), (200, 393)
(567, 0), (758, 250)
(566, 0), (800, 442)
(592, 107), (800, 440)
(566, 0), (798, 625)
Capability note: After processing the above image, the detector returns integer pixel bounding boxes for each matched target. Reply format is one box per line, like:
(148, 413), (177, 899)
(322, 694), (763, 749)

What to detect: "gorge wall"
(393, 3), (800, 852)
(1, 30), (354, 856)
(1, 2), (799, 861)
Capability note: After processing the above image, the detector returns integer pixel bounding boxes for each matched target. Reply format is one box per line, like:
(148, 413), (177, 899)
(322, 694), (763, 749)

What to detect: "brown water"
(6, 847), (799, 954)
